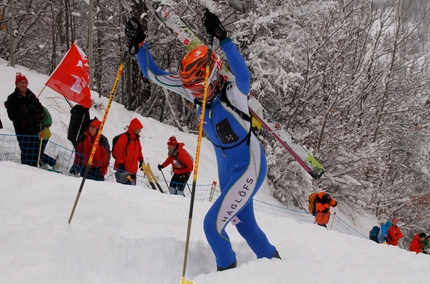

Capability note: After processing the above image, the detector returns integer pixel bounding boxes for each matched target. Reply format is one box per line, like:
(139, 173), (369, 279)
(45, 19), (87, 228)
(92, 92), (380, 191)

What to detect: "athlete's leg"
(203, 138), (261, 269)
(235, 202), (276, 258)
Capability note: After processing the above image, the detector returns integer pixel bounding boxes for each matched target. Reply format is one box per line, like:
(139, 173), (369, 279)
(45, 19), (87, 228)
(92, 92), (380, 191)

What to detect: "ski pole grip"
(208, 34), (214, 49)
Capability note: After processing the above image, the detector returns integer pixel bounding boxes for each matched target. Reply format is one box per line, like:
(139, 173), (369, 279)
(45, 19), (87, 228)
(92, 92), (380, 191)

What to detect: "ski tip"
(310, 170), (324, 180)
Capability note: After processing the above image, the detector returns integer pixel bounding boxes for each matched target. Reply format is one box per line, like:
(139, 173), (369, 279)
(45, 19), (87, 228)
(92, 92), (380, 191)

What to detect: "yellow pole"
(180, 36), (214, 284)
(37, 132), (45, 167)
(68, 51), (127, 224)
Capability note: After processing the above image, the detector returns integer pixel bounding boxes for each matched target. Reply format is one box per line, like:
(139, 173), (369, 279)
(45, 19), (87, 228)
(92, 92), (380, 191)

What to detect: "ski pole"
(159, 168), (171, 190)
(180, 32), (214, 284)
(186, 183), (192, 195)
(37, 132), (44, 167)
(68, 51), (127, 224)
(330, 212), (337, 230)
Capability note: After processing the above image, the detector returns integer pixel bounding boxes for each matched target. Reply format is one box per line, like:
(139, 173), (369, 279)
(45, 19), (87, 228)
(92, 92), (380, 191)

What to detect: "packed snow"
(1, 59), (430, 283)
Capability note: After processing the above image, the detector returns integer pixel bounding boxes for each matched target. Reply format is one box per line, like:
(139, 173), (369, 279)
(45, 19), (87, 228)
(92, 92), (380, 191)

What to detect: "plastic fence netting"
(0, 133), (366, 239)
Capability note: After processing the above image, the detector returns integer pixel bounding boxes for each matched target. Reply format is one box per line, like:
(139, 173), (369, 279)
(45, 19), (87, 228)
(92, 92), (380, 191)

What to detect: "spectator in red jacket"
(72, 119), (110, 181)
(157, 136), (194, 195)
(315, 192), (337, 228)
(387, 217), (403, 246)
(409, 233), (427, 254)
(113, 118), (144, 185)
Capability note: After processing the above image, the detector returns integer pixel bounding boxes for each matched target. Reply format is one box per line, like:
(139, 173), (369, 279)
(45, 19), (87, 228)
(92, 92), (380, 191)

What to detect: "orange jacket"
(113, 118), (144, 174)
(387, 225), (403, 246)
(315, 192), (337, 225)
(74, 131), (110, 175)
(409, 234), (423, 254)
(161, 143), (194, 175)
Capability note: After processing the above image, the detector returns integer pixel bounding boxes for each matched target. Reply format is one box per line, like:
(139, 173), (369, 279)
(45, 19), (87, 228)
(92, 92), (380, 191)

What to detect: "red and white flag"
(45, 43), (91, 108)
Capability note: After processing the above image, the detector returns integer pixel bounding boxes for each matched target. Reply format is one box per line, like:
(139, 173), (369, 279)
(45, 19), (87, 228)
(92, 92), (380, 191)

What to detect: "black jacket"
(5, 88), (43, 135)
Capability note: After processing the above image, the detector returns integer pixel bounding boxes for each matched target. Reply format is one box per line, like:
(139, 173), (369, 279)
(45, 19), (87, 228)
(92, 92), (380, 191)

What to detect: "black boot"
(217, 260), (237, 272)
(273, 250), (281, 259)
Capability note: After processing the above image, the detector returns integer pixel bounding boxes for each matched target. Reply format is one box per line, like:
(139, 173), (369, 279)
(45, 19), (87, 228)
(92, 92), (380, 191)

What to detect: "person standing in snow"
(314, 191), (337, 228)
(378, 220), (392, 244)
(112, 118), (144, 185)
(125, 10), (280, 271)
(422, 235), (430, 254)
(386, 217), (403, 246)
(67, 104), (91, 149)
(5, 72), (44, 167)
(71, 119), (110, 181)
(157, 136), (194, 195)
(409, 233), (426, 254)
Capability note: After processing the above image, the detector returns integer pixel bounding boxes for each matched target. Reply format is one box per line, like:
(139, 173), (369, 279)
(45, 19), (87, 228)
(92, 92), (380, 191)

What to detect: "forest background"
(1, 0), (430, 244)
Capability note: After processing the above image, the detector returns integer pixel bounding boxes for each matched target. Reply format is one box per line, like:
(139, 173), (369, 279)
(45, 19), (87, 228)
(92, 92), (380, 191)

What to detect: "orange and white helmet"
(179, 45), (222, 99)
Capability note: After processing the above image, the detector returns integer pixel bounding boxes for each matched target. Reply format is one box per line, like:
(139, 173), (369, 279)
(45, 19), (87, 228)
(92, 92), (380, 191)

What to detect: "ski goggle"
(183, 82), (206, 97)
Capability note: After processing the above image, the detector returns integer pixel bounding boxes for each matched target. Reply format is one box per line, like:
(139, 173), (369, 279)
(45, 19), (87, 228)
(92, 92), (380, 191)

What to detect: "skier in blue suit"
(125, 10), (279, 271)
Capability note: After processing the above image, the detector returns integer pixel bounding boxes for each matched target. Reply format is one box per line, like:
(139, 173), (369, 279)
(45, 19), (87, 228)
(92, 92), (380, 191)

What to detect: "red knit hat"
(90, 119), (101, 128)
(167, 136), (178, 146)
(15, 72), (28, 85)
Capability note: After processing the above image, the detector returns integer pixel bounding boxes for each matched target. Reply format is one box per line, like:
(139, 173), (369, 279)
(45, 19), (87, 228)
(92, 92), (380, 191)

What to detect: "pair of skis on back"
(147, 2), (325, 180)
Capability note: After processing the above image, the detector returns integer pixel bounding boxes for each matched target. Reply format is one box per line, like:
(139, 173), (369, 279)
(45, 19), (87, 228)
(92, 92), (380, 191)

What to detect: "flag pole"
(37, 84), (73, 108)
(36, 85), (47, 99)
(68, 51), (127, 224)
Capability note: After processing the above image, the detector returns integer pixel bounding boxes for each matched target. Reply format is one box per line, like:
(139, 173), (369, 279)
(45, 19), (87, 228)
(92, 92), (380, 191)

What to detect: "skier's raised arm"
(201, 10), (250, 95)
(124, 16), (194, 101)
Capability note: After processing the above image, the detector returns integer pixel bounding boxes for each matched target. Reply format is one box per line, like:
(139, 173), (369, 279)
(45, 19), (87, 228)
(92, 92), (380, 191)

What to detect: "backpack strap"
(123, 132), (131, 156)
(194, 82), (253, 151)
(124, 132), (131, 147)
(215, 82), (253, 150)
(218, 83), (252, 122)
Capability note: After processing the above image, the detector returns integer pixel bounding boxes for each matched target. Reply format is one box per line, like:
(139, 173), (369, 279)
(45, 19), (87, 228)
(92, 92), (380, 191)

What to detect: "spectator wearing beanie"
(157, 135), (194, 195)
(71, 119), (110, 181)
(5, 72), (44, 167)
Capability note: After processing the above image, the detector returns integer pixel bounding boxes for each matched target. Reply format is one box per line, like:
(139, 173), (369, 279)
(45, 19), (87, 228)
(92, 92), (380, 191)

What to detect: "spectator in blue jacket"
(378, 220), (392, 243)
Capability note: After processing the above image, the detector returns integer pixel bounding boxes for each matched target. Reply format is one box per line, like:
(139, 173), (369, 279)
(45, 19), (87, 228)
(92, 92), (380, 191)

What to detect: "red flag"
(45, 44), (91, 108)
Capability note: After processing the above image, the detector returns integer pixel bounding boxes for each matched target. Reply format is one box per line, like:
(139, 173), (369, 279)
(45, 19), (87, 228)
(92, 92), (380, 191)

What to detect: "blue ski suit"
(136, 38), (276, 269)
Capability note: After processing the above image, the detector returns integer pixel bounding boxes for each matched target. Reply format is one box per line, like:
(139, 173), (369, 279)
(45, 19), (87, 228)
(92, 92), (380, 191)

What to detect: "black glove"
(118, 163), (126, 172)
(202, 9), (227, 42)
(139, 160), (144, 171)
(125, 16), (146, 55)
(157, 164), (163, 171)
